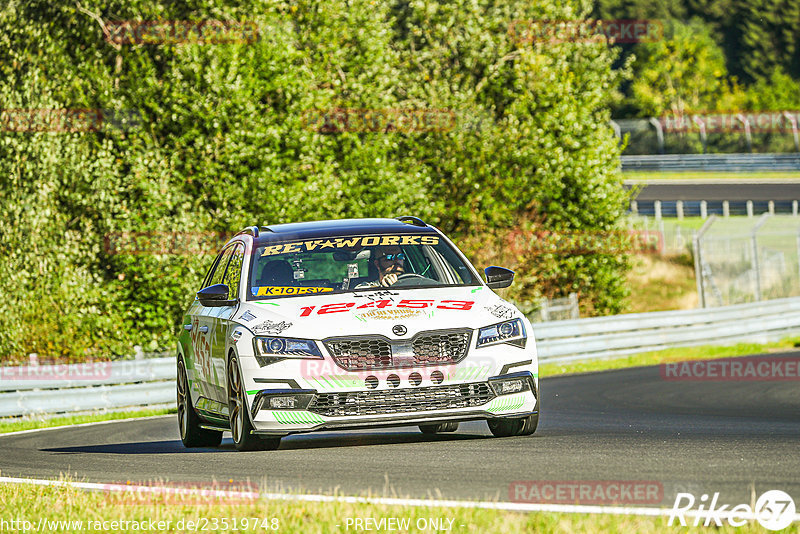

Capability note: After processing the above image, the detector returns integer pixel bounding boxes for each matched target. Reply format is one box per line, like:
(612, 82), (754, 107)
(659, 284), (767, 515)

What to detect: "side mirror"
(484, 266), (515, 289)
(197, 284), (237, 307)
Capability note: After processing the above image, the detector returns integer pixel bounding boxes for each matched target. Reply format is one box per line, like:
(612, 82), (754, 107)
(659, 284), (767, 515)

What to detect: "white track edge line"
(1, 475), (799, 521)
(0, 414), (174, 437)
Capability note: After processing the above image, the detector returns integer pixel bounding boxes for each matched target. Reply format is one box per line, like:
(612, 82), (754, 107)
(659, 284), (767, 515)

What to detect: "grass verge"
(0, 480), (782, 533)
(540, 336), (800, 377)
(0, 408), (175, 435)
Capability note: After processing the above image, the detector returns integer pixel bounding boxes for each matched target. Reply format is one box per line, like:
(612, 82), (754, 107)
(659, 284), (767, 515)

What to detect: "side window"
(208, 247), (234, 288)
(221, 244), (245, 299)
(201, 249), (226, 289)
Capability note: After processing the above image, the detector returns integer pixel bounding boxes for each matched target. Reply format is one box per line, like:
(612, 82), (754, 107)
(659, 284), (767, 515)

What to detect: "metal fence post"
(751, 213), (770, 302)
(648, 117), (664, 154)
(693, 215), (717, 308)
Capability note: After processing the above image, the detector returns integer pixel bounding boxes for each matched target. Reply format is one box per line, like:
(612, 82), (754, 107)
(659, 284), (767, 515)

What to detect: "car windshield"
(246, 233), (479, 300)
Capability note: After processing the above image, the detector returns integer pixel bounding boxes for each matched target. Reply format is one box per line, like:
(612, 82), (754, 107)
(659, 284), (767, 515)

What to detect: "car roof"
(248, 217), (439, 245)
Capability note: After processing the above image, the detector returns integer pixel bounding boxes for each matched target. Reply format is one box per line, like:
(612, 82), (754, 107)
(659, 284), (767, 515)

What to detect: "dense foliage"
(1, 0), (630, 361)
(596, 0), (800, 118)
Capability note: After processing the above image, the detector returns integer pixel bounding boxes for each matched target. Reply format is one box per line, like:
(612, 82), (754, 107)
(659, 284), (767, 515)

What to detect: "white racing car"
(177, 217), (539, 451)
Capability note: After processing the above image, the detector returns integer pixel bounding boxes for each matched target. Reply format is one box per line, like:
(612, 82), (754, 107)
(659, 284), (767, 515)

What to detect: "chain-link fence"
(626, 215), (696, 255)
(694, 214), (800, 307)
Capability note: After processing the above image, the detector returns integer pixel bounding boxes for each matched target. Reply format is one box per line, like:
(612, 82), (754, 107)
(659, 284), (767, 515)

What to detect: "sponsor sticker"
(251, 320), (292, 335)
(357, 308), (426, 321)
(260, 235), (440, 256)
(486, 304), (515, 320)
(238, 310), (257, 322)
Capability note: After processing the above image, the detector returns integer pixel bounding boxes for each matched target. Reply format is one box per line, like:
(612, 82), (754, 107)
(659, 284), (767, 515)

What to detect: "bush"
(0, 0), (630, 362)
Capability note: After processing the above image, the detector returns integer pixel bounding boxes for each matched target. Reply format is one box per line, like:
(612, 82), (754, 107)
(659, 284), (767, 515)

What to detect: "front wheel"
(487, 413), (539, 437)
(228, 356), (282, 451)
(177, 358), (222, 448)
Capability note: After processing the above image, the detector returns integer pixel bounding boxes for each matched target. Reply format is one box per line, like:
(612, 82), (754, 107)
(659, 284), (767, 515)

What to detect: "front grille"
(413, 331), (471, 364)
(324, 329), (472, 371)
(307, 382), (494, 417)
(323, 338), (392, 370)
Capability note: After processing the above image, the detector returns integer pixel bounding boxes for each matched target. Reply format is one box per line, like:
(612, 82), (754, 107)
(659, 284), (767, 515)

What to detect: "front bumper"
(249, 372), (538, 435)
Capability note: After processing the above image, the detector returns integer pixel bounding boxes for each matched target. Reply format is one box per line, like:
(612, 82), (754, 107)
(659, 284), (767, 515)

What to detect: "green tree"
(630, 18), (730, 116)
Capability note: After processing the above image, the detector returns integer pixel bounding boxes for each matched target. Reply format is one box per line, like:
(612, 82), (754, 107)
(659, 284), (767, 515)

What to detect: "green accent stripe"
(272, 411), (324, 425)
(246, 389), (259, 395)
(487, 393), (528, 413)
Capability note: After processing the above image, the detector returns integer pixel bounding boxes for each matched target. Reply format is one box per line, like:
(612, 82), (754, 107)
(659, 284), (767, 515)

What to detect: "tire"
(419, 421), (459, 434)
(228, 355), (282, 451)
(487, 413), (539, 437)
(177, 358), (223, 448)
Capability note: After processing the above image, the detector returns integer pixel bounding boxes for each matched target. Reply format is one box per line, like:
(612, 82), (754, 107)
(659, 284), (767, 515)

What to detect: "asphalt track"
(627, 182), (800, 202)
(2, 353), (799, 508)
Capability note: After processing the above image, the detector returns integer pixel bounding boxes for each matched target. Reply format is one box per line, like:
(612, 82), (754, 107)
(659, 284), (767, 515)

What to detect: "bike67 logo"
(669, 490), (796, 530)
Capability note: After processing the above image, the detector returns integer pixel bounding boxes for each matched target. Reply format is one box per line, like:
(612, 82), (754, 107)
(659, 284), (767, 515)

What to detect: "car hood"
(233, 286), (522, 340)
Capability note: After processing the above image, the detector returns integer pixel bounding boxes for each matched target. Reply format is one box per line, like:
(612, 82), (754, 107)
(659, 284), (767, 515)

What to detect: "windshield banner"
(261, 235), (440, 256)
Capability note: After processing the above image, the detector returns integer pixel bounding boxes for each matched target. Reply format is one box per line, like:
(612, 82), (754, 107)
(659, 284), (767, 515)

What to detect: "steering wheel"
(391, 273), (433, 287)
(396, 273), (427, 281)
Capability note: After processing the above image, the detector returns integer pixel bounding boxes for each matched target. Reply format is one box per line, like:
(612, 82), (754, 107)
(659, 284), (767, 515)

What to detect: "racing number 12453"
(299, 300), (474, 316)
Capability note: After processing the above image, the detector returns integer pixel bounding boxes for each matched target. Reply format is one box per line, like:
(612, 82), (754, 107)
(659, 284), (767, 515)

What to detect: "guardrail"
(533, 296), (800, 364)
(621, 153), (800, 172)
(2, 297), (800, 417)
(0, 357), (175, 418)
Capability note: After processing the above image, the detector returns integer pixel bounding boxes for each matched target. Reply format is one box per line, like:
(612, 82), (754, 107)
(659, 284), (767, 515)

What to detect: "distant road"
(625, 181), (800, 202)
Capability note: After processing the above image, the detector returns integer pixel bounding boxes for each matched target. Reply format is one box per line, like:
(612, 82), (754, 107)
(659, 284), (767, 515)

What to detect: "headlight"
(251, 389), (316, 416)
(253, 336), (322, 366)
(489, 372), (534, 397)
(477, 318), (526, 348)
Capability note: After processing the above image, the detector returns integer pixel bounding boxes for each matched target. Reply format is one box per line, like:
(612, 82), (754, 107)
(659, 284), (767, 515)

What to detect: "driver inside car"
(357, 245), (406, 287)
